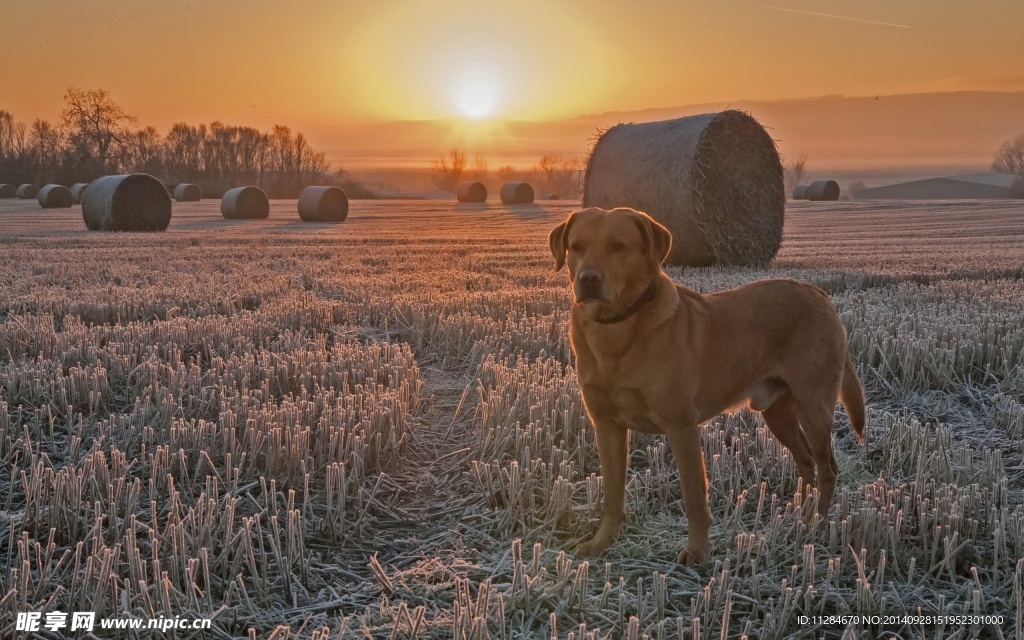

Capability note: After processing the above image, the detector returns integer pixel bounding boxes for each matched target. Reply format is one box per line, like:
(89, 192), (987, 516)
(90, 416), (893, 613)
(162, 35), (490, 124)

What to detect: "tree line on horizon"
(0, 88), (372, 199)
(431, 149), (584, 199)
(6, 89), (1021, 202)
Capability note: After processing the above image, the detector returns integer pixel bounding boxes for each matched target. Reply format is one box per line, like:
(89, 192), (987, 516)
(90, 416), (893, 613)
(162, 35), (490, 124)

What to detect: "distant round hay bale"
(792, 184), (809, 200)
(500, 182), (534, 204)
(221, 186), (269, 220)
(583, 110), (784, 267)
(81, 173), (173, 232)
(539, 193), (561, 200)
(0, 184), (15, 198)
(16, 184), (38, 199)
(806, 179), (840, 201)
(37, 184), (74, 209)
(70, 182), (90, 203)
(297, 185), (349, 222)
(456, 181), (487, 203)
(173, 183), (202, 202)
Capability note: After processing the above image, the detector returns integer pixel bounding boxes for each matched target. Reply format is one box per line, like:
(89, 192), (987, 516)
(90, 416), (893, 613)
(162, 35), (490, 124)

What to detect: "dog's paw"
(677, 545), (707, 566)
(577, 537), (610, 557)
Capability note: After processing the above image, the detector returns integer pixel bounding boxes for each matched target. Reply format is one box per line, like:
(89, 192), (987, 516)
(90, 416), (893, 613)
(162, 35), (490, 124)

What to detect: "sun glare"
(454, 72), (499, 118)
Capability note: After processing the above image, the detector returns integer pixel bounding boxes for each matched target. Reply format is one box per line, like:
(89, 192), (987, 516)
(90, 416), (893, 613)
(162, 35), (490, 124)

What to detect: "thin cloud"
(760, 5), (911, 29)
(933, 74), (1024, 92)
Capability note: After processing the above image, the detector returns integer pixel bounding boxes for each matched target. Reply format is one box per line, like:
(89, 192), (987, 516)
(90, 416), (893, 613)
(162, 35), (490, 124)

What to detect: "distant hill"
(572, 91), (1024, 170)
(326, 91), (1024, 176)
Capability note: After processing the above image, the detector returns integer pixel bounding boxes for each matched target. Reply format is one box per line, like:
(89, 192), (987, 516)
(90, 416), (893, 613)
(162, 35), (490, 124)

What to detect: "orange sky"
(3, 0), (1024, 169)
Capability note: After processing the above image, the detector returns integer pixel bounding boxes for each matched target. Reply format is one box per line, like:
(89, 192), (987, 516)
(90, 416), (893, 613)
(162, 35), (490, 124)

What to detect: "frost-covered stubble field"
(2, 198), (1024, 639)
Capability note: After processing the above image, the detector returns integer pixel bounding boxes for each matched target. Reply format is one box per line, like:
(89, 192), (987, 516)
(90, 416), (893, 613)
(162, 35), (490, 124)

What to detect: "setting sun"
(454, 72), (500, 119)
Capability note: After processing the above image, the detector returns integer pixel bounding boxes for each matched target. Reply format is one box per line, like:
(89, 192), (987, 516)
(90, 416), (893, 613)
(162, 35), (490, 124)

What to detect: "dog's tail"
(840, 353), (867, 444)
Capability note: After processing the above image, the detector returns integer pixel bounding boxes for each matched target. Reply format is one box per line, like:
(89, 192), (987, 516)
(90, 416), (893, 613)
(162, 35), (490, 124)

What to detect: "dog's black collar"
(593, 280), (659, 324)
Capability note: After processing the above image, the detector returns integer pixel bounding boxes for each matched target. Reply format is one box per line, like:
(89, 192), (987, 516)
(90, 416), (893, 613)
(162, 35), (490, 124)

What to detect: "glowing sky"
(3, 0), (1023, 166)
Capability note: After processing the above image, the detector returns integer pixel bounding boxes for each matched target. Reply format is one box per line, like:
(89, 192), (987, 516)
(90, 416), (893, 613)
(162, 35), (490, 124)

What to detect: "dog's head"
(548, 207), (672, 309)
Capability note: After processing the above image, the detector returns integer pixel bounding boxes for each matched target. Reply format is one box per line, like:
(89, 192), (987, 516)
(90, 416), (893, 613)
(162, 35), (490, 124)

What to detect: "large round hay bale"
(221, 186), (269, 220)
(173, 183), (202, 202)
(0, 184), (16, 198)
(792, 184), (809, 200)
(583, 110), (784, 267)
(806, 179), (840, 201)
(81, 173), (172, 232)
(37, 184), (74, 209)
(500, 182), (534, 204)
(16, 184), (39, 199)
(456, 181), (487, 203)
(70, 182), (90, 204)
(297, 185), (349, 222)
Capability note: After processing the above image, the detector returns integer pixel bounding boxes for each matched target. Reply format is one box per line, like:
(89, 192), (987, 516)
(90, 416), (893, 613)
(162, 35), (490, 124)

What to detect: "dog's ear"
(548, 212), (577, 271)
(633, 211), (672, 268)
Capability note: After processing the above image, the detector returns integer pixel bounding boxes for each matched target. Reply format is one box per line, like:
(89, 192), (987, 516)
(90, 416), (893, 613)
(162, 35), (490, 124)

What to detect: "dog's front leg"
(578, 421), (629, 556)
(667, 426), (712, 565)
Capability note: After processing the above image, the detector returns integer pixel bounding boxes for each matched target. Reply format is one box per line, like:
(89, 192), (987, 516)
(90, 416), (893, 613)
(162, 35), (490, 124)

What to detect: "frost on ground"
(1, 199), (1024, 638)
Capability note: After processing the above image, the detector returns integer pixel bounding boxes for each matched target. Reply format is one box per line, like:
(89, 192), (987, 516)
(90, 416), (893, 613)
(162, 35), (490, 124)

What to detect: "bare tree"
(0, 114), (31, 183)
(60, 87), (137, 176)
(29, 119), (63, 183)
(123, 126), (163, 175)
(237, 127), (269, 186)
(532, 154), (582, 197)
(469, 153), (488, 181)
(431, 148), (468, 192)
(256, 125), (331, 196)
(208, 121), (240, 186)
(993, 134), (1024, 177)
(496, 165), (518, 184)
(268, 125), (296, 194)
(561, 156), (584, 197)
(163, 123), (207, 183)
(0, 110), (17, 161)
(296, 132), (330, 185)
(782, 154), (808, 196)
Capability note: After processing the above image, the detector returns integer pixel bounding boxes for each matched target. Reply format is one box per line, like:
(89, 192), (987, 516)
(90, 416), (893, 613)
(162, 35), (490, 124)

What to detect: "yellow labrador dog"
(549, 207), (866, 565)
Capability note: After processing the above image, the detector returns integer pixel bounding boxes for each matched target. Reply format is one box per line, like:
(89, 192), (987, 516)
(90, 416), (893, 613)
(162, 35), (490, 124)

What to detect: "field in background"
(2, 198), (1024, 638)
(326, 165), (998, 200)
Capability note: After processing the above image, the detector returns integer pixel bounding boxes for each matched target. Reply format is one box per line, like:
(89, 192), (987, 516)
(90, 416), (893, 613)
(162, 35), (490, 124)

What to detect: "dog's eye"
(569, 243), (583, 252)
(610, 241), (626, 251)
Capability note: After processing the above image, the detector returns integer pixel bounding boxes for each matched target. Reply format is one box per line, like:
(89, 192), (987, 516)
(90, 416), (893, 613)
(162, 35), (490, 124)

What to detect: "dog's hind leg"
(796, 400), (840, 516)
(761, 394), (816, 494)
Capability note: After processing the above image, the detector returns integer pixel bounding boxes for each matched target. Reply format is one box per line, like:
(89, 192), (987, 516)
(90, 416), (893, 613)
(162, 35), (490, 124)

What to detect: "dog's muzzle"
(575, 269), (603, 302)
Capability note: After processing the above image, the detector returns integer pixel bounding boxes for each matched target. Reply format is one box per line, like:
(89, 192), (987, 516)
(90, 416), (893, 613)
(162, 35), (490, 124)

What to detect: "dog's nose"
(578, 269), (602, 288)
